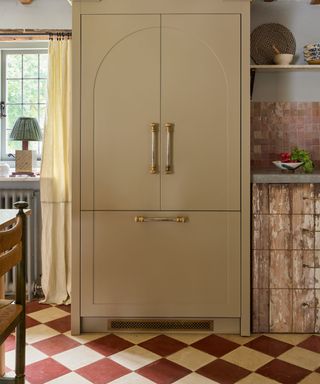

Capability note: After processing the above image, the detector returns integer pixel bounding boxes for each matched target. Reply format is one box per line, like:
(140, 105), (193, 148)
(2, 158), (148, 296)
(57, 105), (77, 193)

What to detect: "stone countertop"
(252, 169), (320, 183)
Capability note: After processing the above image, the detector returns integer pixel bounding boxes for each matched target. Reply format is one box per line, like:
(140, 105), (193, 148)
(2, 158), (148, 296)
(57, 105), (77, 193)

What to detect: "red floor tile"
(25, 358), (70, 384)
(76, 358), (130, 384)
(245, 335), (292, 357)
(191, 334), (239, 357)
(256, 359), (311, 384)
(139, 335), (187, 357)
(298, 335), (320, 354)
(46, 315), (71, 333)
(26, 301), (51, 314)
(4, 334), (15, 352)
(137, 358), (191, 384)
(32, 334), (80, 356)
(86, 334), (134, 356)
(57, 304), (71, 313)
(196, 359), (250, 384)
(26, 316), (41, 329)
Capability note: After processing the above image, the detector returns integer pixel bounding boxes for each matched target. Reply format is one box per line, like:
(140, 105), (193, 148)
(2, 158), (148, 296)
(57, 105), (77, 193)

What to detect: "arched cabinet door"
(161, 15), (241, 211)
(81, 15), (161, 211)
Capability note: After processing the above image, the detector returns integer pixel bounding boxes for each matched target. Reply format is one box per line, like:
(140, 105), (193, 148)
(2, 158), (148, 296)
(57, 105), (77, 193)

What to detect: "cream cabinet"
(72, 0), (250, 335)
(81, 14), (240, 211)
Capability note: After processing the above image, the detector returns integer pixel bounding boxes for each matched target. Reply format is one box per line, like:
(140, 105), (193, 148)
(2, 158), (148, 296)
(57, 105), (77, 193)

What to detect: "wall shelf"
(251, 64), (320, 72)
(250, 65), (320, 98)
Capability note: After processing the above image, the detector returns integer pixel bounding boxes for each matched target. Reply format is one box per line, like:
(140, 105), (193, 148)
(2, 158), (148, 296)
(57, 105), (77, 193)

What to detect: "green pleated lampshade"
(10, 117), (42, 141)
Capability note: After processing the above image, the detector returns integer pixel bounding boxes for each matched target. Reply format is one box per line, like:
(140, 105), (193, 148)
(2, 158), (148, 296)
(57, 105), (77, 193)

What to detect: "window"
(1, 49), (48, 160)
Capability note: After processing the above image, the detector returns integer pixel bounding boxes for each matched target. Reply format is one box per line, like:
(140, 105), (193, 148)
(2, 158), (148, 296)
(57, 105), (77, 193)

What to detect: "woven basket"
(251, 23), (296, 65)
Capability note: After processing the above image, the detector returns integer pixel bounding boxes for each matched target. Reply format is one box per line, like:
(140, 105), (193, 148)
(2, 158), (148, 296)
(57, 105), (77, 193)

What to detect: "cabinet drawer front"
(81, 211), (240, 317)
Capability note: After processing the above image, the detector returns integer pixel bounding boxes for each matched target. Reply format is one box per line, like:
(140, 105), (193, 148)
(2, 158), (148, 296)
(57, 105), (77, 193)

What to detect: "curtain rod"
(0, 29), (72, 36)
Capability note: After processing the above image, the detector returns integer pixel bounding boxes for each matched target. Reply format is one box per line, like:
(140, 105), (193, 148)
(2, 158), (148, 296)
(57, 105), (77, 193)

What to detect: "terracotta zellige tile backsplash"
(251, 102), (320, 169)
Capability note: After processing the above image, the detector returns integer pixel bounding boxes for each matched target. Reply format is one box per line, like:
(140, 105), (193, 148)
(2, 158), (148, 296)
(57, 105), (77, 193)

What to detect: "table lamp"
(10, 117), (42, 176)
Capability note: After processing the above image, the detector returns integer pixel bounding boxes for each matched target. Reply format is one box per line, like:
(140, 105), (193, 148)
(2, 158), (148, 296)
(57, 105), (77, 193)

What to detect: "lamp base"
(15, 149), (32, 173)
(11, 171), (37, 177)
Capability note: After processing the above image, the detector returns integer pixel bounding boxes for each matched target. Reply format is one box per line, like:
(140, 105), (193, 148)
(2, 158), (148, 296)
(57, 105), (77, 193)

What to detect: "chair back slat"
(0, 216), (22, 254)
(0, 244), (22, 278)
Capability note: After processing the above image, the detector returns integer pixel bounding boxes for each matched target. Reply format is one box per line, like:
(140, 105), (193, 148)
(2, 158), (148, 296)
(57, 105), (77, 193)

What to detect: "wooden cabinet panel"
(293, 289), (315, 333)
(252, 183), (319, 333)
(292, 184), (314, 214)
(269, 215), (291, 250)
(270, 289), (292, 332)
(252, 184), (269, 214)
(252, 288), (269, 333)
(252, 214), (269, 250)
(292, 215), (314, 250)
(270, 251), (292, 289)
(252, 250), (269, 289)
(292, 251), (315, 289)
(269, 185), (290, 214)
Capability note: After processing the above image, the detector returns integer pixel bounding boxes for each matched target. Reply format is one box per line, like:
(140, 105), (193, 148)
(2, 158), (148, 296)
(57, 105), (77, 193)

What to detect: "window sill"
(0, 175), (40, 190)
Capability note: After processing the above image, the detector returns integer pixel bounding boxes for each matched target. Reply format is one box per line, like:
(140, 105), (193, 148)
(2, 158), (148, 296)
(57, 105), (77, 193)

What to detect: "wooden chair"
(0, 202), (28, 384)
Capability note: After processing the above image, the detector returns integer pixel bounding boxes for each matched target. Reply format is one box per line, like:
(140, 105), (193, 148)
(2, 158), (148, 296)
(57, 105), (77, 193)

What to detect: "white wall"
(0, 0), (72, 29)
(251, 0), (320, 101)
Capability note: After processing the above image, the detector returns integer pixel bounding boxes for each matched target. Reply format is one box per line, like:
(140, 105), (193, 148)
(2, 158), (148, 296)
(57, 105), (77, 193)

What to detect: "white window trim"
(0, 41), (48, 166)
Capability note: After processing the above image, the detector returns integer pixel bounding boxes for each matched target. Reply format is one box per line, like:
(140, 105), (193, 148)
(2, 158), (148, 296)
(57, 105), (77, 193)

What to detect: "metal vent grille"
(109, 319), (214, 331)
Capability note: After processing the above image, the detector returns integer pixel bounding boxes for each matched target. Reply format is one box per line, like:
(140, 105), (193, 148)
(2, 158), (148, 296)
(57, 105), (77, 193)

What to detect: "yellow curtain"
(40, 38), (72, 304)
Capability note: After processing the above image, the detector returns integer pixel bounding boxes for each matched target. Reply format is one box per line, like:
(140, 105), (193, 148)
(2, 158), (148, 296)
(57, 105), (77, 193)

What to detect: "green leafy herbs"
(290, 147), (314, 173)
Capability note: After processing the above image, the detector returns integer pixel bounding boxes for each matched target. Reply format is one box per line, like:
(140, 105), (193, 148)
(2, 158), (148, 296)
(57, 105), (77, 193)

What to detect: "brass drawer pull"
(134, 216), (188, 223)
(165, 123), (174, 174)
(150, 123), (159, 174)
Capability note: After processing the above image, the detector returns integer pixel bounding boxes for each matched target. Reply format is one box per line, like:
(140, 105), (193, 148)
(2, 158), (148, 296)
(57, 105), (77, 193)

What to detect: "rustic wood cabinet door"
(161, 15), (241, 211)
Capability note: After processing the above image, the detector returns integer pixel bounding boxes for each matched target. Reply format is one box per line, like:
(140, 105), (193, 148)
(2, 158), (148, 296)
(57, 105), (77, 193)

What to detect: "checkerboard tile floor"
(4, 303), (320, 383)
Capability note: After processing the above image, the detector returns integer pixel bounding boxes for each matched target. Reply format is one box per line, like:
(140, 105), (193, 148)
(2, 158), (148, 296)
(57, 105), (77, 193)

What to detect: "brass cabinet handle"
(165, 123), (174, 174)
(134, 216), (188, 223)
(150, 123), (159, 174)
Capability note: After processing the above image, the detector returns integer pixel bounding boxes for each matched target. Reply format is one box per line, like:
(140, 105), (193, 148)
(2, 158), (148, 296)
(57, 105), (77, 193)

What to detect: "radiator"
(0, 189), (42, 300)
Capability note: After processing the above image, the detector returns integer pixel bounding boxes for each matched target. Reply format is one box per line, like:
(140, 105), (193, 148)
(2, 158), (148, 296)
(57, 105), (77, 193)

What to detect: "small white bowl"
(273, 161), (304, 171)
(273, 53), (294, 65)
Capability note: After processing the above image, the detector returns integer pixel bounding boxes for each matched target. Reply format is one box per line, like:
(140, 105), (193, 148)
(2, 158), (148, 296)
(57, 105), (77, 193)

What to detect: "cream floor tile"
(109, 372), (156, 383)
(27, 307), (68, 323)
(222, 346), (273, 371)
(26, 324), (60, 344)
(5, 345), (47, 370)
(167, 346), (216, 371)
(109, 345), (160, 370)
(174, 372), (219, 383)
(167, 333), (211, 345)
(220, 334), (259, 345)
(267, 333), (312, 345)
(278, 347), (320, 371)
(299, 372), (320, 384)
(63, 331), (108, 344)
(237, 373), (279, 384)
(46, 372), (92, 384)
(52, 345), (104, 370)
(114, 333), (157, 344)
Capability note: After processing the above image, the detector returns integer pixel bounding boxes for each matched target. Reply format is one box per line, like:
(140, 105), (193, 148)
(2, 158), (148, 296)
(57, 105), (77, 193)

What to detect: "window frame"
(0, 44), (48, 162)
